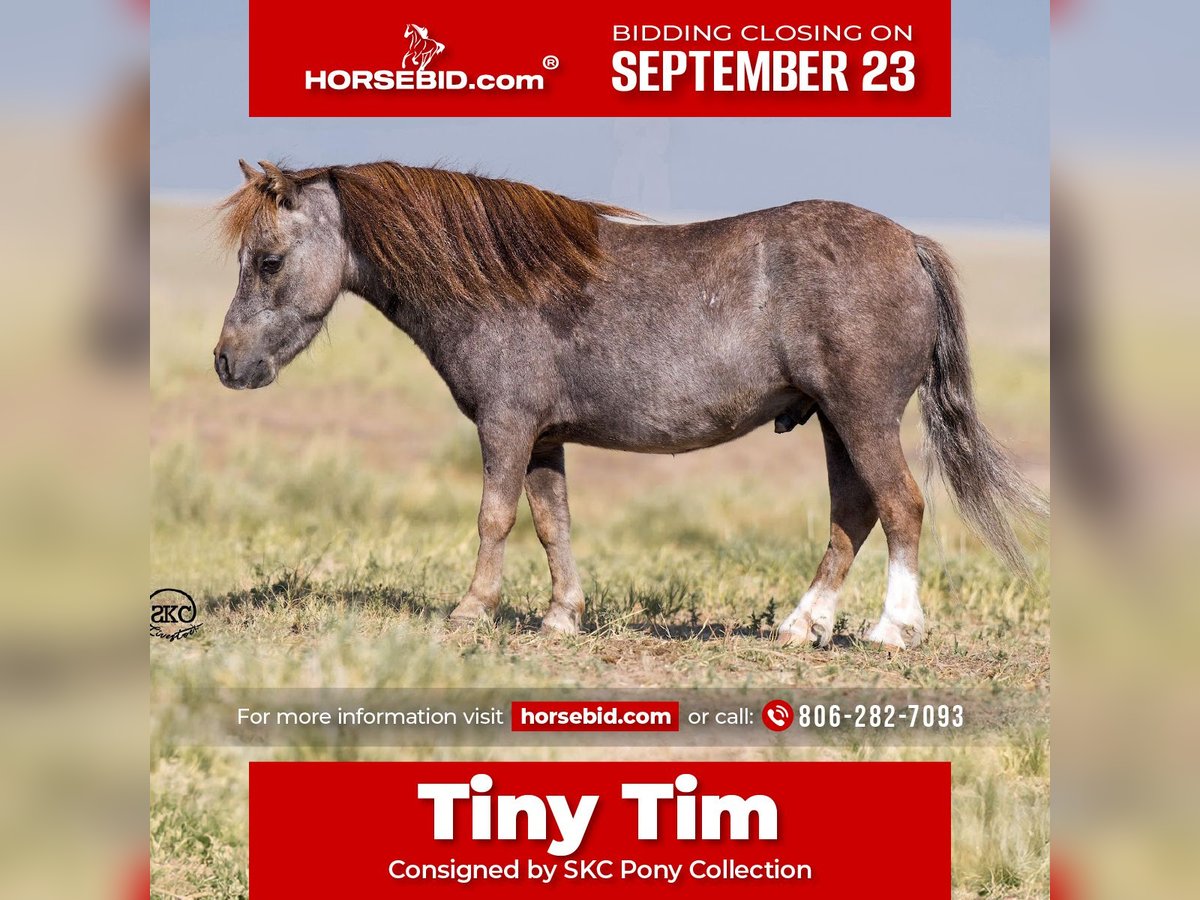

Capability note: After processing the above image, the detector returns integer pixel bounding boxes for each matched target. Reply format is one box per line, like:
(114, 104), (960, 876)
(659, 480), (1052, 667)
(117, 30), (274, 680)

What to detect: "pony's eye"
(260, 255), (284, 276)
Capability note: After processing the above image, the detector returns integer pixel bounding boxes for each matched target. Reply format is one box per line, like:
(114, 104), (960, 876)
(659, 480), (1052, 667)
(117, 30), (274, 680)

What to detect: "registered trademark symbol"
(542, 55), (559, 70)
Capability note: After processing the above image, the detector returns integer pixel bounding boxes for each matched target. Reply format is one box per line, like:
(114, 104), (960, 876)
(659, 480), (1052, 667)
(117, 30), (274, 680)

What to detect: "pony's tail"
(914, 235), (1048, 574)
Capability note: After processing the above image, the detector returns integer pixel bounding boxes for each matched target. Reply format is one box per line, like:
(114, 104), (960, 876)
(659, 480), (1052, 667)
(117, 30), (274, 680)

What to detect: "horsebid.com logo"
(305, 20), (554, 92)
(150, 588), (202, 641)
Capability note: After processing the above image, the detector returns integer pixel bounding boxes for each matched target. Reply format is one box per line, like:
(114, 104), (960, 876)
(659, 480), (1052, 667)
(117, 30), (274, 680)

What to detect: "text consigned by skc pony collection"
(215, 160), (1045, 648)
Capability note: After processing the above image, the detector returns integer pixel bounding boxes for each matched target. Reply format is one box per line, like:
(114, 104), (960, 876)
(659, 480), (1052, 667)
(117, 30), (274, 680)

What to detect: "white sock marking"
(882, 560), (923, 627)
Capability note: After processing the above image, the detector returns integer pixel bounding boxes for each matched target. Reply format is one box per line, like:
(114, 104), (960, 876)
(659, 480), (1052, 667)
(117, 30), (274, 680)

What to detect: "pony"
(214, 159), (1046, 648)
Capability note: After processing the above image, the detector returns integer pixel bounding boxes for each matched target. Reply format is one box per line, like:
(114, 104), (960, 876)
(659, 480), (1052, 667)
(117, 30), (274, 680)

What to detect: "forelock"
(217, 182), (280, 251)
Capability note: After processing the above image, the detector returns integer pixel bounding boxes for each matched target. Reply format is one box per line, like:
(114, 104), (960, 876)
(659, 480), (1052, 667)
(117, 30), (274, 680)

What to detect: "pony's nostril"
(216, 352), (231, 381)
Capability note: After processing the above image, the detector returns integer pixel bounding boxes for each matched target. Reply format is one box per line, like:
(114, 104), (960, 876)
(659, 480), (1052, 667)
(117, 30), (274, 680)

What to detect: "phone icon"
(761, 700), (793, 732)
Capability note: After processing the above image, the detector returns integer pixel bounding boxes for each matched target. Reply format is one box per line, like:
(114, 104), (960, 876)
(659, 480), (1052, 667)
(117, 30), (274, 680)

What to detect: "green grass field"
(151, 204), (1049, 898)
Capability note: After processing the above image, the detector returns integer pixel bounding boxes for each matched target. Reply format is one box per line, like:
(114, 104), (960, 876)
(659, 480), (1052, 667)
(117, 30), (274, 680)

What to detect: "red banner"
(249, 0), (951, 117)
(250, 761), (950, 897)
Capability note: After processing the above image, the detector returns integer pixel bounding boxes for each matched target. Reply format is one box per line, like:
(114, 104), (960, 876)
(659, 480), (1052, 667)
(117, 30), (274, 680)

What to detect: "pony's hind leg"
(449, 420), (534, 625)
(831, 418), (927, 649)
(524, 445), (585, 634)
(779, 415), (878, 647)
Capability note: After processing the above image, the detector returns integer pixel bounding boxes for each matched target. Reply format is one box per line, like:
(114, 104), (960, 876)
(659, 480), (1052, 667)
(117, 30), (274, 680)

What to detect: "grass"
(151, 204), (1050, 899)
(151, 435), (1048, 690)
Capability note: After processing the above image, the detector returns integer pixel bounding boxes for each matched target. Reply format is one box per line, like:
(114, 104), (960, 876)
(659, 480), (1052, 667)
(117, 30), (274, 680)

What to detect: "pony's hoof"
(777, 625), (806, 646)
(540, 606), (580, 635)
(866, 616), (925, 650)
(777, 612), (833, 648)
(449, 596), (493, 625)
(809, 619), (833, 649)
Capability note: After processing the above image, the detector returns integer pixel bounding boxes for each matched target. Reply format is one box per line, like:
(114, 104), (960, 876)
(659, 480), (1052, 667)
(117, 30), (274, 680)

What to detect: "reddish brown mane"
(219, 161), (641, 307)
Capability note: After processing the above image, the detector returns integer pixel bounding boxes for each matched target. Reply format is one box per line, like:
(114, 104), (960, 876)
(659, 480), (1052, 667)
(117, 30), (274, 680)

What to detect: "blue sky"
(150, 1), (1048, 224)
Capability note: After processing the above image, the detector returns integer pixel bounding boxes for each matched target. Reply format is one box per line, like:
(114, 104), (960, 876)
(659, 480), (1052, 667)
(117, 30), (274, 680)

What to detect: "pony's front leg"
(524, 445), (585, 634)
(449, 423), (533, 625)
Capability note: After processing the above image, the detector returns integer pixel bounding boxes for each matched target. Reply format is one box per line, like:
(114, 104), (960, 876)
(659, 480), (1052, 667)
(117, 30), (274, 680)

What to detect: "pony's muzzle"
(213, 343), (275, 390)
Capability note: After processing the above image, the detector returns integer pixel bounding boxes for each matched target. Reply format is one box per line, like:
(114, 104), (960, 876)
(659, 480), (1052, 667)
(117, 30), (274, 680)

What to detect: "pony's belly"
(561, 389), (800, 454)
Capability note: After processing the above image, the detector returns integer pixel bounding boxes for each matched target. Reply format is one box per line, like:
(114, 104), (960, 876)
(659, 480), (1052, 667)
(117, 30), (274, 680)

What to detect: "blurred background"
(1052, 0), (1200, 897)
(0, 2), (147, 898)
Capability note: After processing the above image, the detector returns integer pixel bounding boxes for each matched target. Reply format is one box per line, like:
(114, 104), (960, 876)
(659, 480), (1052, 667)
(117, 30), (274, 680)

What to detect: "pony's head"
(404, 24), (426, 39)
(213, 160), (346, 389)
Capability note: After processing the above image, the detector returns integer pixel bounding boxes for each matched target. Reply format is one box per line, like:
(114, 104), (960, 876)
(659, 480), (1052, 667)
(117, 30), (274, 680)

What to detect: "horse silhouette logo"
(403, 23), (445, 72)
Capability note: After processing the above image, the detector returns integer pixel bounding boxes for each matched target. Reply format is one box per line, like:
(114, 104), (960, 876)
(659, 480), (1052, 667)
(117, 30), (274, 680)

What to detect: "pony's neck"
(343, 250), (468, 371)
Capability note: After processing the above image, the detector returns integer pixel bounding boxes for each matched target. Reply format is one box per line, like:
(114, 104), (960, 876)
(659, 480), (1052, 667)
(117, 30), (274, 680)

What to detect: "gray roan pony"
(215, 160), (1045, 649)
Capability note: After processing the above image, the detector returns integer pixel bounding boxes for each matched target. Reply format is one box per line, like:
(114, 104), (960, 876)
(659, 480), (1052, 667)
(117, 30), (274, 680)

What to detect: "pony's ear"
(238, 158), (261, 183)
(258, 160), (298, 209)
